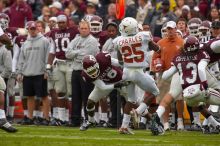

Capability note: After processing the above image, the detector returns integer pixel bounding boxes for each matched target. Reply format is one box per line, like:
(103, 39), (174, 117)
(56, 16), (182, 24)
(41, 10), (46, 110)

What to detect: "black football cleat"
(80, 120), (96, 131)
(150, 113), (164, 136)
(0, 118), (17, 133)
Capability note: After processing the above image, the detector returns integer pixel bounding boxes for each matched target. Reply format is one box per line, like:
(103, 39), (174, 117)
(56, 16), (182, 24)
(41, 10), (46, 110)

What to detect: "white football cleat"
(118, 127), (134, 135)
(163, 122), (170, 131)
(177, 121), (184, 130)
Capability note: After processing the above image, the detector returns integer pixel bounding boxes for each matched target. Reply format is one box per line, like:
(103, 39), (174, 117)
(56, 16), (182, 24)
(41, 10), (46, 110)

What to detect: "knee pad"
(57, 96), (66, 99)
(86, 100), (95, 112)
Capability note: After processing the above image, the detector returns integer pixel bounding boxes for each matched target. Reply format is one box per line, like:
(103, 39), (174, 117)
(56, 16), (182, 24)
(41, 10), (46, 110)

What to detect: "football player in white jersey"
(113, 17), (160, 134)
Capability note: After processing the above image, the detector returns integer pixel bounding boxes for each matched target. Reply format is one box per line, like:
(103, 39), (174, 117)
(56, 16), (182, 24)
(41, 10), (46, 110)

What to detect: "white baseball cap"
(57, 15), (67, 22)
(182, 5), (190, 11)
(49, 1), (62, 10)
(49, 17), (57, 22)
(166, 21), (176, 29)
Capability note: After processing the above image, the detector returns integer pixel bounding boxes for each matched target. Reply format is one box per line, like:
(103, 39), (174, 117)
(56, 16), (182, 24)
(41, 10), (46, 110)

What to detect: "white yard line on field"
(1, 134), (170, 143)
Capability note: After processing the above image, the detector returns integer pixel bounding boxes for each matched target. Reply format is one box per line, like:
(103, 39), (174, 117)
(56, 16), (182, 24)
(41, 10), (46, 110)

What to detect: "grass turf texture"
(0, 125), (220, 146)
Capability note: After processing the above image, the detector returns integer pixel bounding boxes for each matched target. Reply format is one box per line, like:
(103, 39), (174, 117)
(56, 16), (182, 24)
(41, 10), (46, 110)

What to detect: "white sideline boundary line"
(2, 134), (169, 142)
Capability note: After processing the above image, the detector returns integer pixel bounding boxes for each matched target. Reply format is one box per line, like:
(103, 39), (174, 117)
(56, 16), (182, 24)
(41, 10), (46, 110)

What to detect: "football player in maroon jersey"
(47, 14), (78, 125)
(79, 52), (129, 131)
(151, 36), (220, 135)
(0, 13), (18, 42)
(82, 14), (110, 126)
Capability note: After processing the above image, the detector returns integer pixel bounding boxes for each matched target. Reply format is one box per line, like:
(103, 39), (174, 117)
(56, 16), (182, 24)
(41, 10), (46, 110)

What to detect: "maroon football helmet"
(90, 15), (103, 33)
(199, 20), (211, 36)
(0, 13), (10, 30)
(25, 21), (37, 29)
(188, 18), (202, 37)
(82, 55), (100, 78)
(82, 14), (103, 34)
(184, 35), (200, 52)
(95, 51), (111, 62)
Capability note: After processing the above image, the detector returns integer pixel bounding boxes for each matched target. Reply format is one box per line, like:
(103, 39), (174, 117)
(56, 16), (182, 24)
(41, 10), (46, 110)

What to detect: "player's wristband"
(46, 64), (52, 70)
(201, 81), (208, 90)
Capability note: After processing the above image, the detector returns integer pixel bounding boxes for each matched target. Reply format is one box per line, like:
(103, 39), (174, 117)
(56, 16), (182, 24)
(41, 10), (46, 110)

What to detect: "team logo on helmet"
(0, 13), (10, 30)
(82, 55), (100, 78)
(184, 35), (200, 52)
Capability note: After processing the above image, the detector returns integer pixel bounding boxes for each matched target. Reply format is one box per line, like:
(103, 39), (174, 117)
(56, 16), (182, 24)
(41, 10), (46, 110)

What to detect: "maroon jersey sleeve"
(15, 35), (27, 48)
(173, 50), (210, 89)
(93, 31), (109, 50)
(202, 38), (220, 63)
(5, 27), (18, 41)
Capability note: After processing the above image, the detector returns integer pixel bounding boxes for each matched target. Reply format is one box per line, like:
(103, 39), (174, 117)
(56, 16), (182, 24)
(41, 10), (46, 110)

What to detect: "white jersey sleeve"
(12, 43), (20, 73)
(198, 59), (209, 82)
(93, 79), (114, 91)
(0, 26), (4, 36)
(210, 39), (220, 53)
(162, 64), (178, 81)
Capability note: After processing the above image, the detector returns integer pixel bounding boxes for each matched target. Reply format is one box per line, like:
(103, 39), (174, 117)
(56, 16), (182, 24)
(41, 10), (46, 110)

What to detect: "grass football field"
(1, 125), (220, 146)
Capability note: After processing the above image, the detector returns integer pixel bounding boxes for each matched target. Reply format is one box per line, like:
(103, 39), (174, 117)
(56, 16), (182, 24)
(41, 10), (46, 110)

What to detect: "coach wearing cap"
(151, 20), (185, 131)
(211, 21), (220, 38)
(17, 21), (50, 123)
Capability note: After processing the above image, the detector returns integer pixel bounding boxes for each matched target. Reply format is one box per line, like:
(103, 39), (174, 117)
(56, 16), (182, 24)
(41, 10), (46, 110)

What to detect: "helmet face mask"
(82, 14), (103, 34)
(198, 20), (211, 37)
(188, 18), (202, 38)
(90, 20), (103, 34)
(85, 63), (100, 78)
(119, 17), (138, 36)
(82, 55), (100, 78)
(0, 13), (9, 30)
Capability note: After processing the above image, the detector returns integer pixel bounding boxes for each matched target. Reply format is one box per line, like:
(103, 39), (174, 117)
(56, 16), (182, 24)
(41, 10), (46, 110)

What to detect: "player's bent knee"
(87, 100), (95, 111)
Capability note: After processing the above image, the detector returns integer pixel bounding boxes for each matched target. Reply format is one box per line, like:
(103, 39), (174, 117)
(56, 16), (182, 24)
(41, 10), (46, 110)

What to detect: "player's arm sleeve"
(162, 65), (177, 80)
(151, 51), (161, 72)
(1, 49), (12, 78)
(93, 79), (114, 91)
(0, 26), (4, 36)
(49, 39), (56, 54)
(12, 43), (20, 73)
(198, 59), (209, 82)
(210, 39), (220, 53)
(111, 57), (122, 67)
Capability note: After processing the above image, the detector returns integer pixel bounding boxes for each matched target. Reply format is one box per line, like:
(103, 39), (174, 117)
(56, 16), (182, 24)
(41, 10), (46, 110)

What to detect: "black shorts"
(23, 75), (48, 97)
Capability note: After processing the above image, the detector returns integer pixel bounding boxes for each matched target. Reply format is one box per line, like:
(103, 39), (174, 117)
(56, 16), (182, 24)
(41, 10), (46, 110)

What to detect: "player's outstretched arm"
(210, 39), (220, 53)
(117, 50), (123, 66)
(93, 79), (114, 91)
(12, 44), (20, 73)
(149, 40), (160, 53)
(111, 57), (122, 67)
(162, 65), (177, 80)
(198, 59), (209, 85)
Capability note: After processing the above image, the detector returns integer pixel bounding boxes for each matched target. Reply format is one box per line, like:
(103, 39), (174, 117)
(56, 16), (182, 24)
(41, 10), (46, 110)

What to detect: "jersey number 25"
(121, 43), (144, 63)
